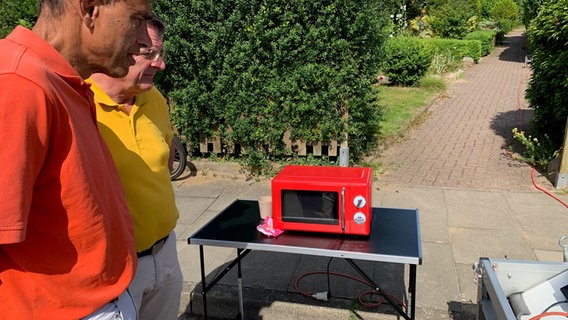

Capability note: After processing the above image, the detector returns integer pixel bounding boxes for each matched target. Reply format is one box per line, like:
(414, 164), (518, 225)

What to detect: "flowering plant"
(511, 128), (559, 168)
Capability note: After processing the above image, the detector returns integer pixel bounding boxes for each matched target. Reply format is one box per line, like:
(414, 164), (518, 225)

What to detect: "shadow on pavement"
(180, 251), (408, 319)
(490, 109), (534, 152)
(498, 33), (530, 63)
(488, 109), (554, 182)
(448, 301), (477, 320)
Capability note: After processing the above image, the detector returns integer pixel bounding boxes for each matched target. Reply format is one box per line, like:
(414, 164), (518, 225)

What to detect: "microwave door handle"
(341, 187), (345, 232)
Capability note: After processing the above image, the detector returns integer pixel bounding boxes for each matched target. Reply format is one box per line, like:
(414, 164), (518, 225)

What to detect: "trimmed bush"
(422, 38), (482, 63)
(493, 19), (513, 44)
(381, 37), (433, 86)
(464, 30), (496, 56)
(498, 19), (513, 34)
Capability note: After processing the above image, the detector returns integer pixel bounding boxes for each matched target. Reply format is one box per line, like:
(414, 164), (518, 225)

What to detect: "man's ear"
(80, 0), (98, 28)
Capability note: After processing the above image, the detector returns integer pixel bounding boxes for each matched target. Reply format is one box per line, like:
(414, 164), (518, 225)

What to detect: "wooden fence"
(195, 111), (348, 157)
(198, 130), (340, 157)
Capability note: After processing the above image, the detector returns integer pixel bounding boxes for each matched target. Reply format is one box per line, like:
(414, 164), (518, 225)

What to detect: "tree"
(520, 0), (544, 27)
(427, 0), (482, 38)
(481, 0), (501, 18)
(490, 0), (519, 26)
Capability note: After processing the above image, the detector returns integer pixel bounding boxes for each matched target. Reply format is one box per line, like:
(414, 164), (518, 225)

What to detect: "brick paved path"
(377, 29), (554, 191)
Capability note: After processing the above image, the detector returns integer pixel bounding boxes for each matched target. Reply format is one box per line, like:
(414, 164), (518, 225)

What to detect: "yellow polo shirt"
(89, 82), (179, 252)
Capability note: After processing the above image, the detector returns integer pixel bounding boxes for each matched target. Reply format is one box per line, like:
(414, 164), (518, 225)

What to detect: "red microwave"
(271, 165), (373, 236)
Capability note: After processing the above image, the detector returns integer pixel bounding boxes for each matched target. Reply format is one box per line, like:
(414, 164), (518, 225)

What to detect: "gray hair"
(148, 12), (166, 35)
(38, 0), (116, 17)
(37, 0), (64, 16)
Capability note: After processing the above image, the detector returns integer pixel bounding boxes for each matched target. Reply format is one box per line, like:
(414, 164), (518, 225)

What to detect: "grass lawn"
(376, 76), (446, 145)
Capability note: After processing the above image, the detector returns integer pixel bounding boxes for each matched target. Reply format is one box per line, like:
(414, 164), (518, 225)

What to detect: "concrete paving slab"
(533, 249), (563, 263)
(444, 189), (522, 230)
(503, 190), (568, 207)
(516, 213), (568, 252)
(177, 209), (221, 240)
(503, 191), (568, 251)
(378, 186), (449, 243)
(173, 176), (226, 197)
(454, 263), (478, 302)
(449, 227), (535, 263)
(377, 186), (446, 213)
(174, 196), (217, 239)
(416, 242), (461, 311)
(176, 241), (201, 283)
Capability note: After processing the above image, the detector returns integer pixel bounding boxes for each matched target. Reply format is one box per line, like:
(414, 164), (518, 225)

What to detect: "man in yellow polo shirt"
(87, 14), (182, 320)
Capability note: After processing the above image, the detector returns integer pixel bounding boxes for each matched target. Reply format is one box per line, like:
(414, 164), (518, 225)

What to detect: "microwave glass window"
(281, 190), (339, 225)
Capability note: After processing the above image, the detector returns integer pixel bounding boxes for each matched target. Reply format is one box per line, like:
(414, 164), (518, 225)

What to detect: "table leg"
(199, 245), (208, 320)
(197, 248), (251, 319)
(345, 258), (411, 320)
(237, 249), (244, 320)
(409, 264), (417, 320)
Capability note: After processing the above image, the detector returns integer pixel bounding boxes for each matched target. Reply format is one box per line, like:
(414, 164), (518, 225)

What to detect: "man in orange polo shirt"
(0, 0), (152, 319)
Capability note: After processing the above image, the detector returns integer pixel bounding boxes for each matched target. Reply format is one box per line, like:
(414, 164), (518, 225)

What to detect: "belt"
(137, 235), (169, 258)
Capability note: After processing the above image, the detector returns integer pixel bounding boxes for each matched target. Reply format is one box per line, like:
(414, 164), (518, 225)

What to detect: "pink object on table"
(256, 217), (284, 237)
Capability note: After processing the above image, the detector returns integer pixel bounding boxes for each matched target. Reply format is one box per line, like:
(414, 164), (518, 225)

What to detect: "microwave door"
(281, 190), (339, 225)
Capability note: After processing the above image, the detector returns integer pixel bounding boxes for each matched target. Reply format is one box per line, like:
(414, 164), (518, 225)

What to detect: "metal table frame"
(188, 199), (422, 320)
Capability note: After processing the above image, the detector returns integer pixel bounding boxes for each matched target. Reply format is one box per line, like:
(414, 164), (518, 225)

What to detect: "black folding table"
(188, 199), (422, 319)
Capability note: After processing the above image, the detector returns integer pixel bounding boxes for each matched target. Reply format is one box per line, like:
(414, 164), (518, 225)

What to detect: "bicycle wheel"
(170, 136), (187, 181)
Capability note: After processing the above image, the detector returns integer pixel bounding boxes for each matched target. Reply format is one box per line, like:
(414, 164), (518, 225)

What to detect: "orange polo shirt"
(0, 26), (136, 319)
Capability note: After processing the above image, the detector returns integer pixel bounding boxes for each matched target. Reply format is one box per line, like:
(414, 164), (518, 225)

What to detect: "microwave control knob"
(353, 195), (367, 208)
(353, 212), (367, 224)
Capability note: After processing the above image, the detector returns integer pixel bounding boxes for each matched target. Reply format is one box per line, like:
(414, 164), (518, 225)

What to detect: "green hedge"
(464, 30), (496, 56)
(526, 0), (568, 149)
(0, 0), (36, 39)
(381, 35), (486, 87)
(422, 38), (482, 63)
(154, 0), (391, 163)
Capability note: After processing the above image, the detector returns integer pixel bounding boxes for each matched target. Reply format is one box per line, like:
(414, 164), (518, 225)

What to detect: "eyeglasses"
(139, 47), (165, 62)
